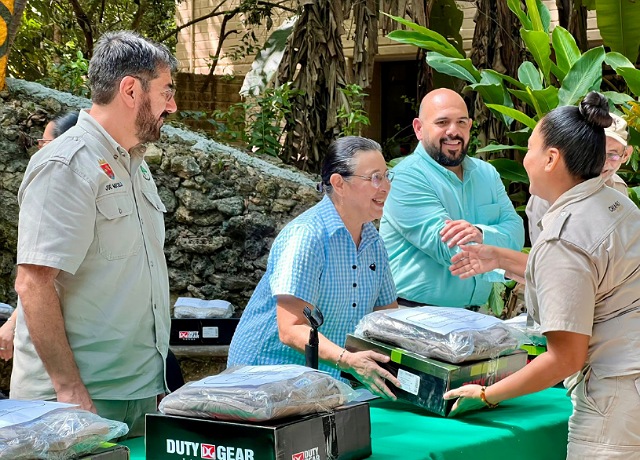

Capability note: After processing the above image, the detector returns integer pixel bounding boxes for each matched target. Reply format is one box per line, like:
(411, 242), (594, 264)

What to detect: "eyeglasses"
(347, 170), (394, 188)
(37, 138), (53, 149)
(606, 152), (623, 161)
(131, 75), (176, 102)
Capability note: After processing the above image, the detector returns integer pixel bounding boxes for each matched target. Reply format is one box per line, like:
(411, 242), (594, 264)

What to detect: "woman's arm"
(443, 330), (589, 415)
(450, 244), (529, 281)
(276, 295), (401, 399)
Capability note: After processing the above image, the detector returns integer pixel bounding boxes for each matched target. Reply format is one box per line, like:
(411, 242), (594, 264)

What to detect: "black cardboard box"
(170, 318), (240, 345)
(146, 402), (371, 460)
(345, 334), (527, 416)
(79, 443), (130, 459)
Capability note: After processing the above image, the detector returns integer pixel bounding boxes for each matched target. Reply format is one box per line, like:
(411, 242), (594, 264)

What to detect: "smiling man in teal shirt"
(380, 88), (524, 307)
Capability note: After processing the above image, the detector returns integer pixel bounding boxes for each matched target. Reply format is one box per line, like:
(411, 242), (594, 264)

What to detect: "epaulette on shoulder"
(541, 208), (571, 242)
(48, 136), (86, 166)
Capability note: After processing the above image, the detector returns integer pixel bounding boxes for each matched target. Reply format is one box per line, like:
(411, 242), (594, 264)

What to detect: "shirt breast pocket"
(96, 193), (142, 260)
(142, 190), (167, 244)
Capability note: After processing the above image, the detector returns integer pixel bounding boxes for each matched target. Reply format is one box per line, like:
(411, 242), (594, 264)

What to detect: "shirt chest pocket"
(141, 190), (167, 244)
(96, 193), (142, 260)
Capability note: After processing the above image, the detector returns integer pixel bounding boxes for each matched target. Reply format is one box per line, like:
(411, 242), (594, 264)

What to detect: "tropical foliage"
(384, 1), (640, 192)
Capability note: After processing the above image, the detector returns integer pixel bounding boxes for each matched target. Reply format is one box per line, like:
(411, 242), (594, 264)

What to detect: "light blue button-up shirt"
(228, 195), (396, 378)
(380, 143), (524, 307)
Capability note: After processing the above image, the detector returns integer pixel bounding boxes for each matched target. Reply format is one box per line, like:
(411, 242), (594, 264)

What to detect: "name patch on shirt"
(105, 181), (124, 192)
(608, 201), (621, 212)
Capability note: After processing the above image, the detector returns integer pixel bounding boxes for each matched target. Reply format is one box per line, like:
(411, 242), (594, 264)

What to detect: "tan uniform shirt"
(526, 173), (628, 245)
(11, 110), (170, 400)
(525, 177), (640, 379)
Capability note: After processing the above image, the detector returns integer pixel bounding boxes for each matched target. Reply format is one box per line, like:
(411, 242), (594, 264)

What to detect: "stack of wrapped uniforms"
(159, 364), (356, 421)
(355, 306), (526, 363)
(0, 400), (128, 459)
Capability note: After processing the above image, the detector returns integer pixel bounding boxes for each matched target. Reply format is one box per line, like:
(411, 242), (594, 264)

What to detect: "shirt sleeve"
(268, 224), (324, 307)
(17, 160), (96, 274)
(532, 239), (596, 336)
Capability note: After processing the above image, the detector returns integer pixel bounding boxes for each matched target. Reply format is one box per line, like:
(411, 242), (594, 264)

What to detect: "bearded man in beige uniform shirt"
(11, 31), (177, 438)
(445, 92), (640, 458)
(526, 112), (632, 244)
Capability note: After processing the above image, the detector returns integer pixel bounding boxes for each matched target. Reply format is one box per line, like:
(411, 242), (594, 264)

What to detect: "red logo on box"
(292, 452), (304, 460)
(179, 331), (189, 339)
(201, 444), (215, 459)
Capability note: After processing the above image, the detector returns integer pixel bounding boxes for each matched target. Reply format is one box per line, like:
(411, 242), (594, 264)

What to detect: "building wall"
(176, 1), (602, 77)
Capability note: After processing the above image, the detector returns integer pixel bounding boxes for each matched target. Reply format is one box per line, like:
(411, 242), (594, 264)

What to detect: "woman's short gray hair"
(88, 30), (178, 105)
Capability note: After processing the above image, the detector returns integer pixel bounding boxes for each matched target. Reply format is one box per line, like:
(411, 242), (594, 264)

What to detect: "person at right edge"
(526, 111), (632, 245)
(444, 92), (640, 459)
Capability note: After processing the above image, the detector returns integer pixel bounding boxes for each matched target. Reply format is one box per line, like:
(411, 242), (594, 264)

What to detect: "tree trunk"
(470, 0), (526, 156)
(276, 0), (348, 171)
(1, 0), (29, 90)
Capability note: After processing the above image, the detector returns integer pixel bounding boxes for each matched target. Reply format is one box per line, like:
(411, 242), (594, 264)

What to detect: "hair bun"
(579, 91), (613, 129)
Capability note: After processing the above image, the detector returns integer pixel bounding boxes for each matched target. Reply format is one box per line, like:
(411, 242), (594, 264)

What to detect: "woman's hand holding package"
(341, 350), (401, 400)
(443, 384), (488, 417)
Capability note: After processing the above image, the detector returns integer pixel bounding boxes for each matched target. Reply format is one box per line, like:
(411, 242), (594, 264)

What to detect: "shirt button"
(113, 154), (118, 159)
(118, 208), (123, 214)
(352, 265), (357, 269)
(353, 283), (357, 288)
(150, 261), (154, 267)
(560, 211), (567, 216)
(352, 303), (357, 308)
(153, 304), (157, 310)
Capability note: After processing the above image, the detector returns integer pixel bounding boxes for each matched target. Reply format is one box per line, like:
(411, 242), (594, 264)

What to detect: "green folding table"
(122, 386), (571, 459)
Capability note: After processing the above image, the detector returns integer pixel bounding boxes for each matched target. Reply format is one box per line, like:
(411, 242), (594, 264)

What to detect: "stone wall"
(0, 79), (320, 391)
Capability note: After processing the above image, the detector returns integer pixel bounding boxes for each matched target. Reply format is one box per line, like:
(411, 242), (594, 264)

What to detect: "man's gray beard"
(423, 141), (468, 167)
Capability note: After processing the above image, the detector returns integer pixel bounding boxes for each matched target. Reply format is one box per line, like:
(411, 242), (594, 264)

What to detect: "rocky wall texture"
(0, 79), (321, 389)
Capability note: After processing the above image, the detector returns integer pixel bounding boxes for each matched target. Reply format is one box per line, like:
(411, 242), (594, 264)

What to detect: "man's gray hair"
(88, 30), (178, 105)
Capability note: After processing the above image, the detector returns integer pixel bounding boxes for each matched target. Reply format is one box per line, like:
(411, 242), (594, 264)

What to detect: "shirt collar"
(318, 195), (379, 249)
(542, 176), (606, 229)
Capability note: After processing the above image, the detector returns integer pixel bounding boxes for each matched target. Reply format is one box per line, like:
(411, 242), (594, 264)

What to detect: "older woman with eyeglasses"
(228, 136), (401, 399)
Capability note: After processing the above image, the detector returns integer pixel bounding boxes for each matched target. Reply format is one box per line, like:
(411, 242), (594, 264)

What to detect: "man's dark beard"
(135, 94), (167, 144)
(424, 136), (468, 167)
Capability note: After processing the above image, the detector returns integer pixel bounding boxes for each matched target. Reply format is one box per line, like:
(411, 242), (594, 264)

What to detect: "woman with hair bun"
(444, 92), (640, 458)
(228, 136), (400, 399)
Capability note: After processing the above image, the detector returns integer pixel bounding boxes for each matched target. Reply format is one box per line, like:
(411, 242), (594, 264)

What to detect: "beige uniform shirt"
(526, 173), (628, 245)
(11, 110), (170, 400)
(525, 177), (640, 379)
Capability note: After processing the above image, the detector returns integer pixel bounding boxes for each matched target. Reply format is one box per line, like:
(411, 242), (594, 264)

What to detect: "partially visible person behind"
(526, 112), (632, 244)
(380, 88), (524, 308)
(445, 92), (640, 458)
(11, 31), (177, 438)
(228, 136), (401, 399)
(0, 111), (80, 361)
(37, 112), (79, 149)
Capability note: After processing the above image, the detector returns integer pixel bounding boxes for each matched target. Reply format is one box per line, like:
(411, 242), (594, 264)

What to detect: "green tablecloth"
(122, 387), (572, 460)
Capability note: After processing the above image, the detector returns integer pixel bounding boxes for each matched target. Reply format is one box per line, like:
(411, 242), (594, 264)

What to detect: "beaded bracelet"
(335, 349), (347, 369)
(480, 386), (499, 408)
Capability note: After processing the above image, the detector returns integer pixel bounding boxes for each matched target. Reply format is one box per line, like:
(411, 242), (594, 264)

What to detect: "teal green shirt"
(380, 144), (524, 307)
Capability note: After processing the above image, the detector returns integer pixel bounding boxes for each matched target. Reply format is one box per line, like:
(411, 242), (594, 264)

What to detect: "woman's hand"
(443, 384), (487, 417)
(341, 350), (401, 400)
(450, 244), (500, 278)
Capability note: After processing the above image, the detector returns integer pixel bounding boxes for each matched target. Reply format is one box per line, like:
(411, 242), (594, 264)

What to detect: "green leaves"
(426, 52), (481, 84)
(596, 0), (640, 63)
(558, 46), (605, 106)
(488, 158), (530, 184)
(552, 26), (581, 81)
(382, 12), (464, 58)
